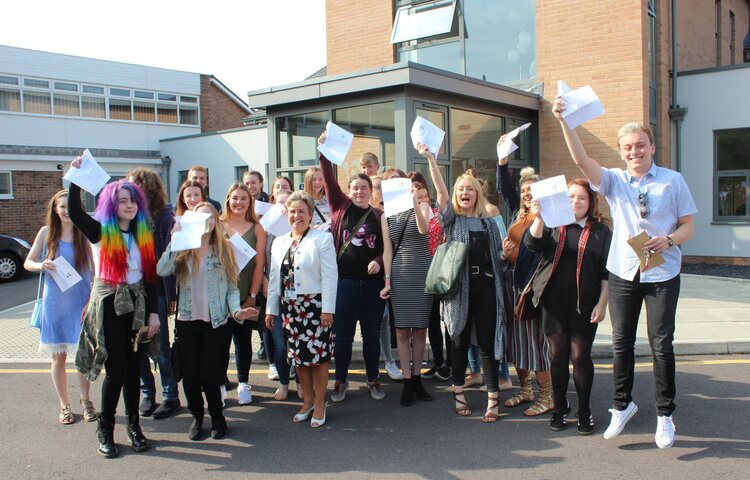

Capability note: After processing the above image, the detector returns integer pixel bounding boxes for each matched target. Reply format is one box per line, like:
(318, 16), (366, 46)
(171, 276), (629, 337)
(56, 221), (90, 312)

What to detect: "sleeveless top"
(235, 224), (259, 302)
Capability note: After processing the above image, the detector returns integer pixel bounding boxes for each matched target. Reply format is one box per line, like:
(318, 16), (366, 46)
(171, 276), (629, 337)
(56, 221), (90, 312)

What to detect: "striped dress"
(388, 209), (433, 328)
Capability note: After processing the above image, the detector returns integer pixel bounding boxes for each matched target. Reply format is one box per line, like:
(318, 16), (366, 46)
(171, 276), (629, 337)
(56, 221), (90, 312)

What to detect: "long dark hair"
(45, 190), (92, 272)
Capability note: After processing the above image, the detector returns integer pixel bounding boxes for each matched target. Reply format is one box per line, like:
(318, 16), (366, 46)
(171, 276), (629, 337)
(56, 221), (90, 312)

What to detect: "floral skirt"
(281, 293), (334, 367)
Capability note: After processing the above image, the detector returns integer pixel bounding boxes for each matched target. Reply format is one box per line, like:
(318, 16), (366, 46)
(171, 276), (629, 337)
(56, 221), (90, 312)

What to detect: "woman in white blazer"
(265, 191), (337, 428)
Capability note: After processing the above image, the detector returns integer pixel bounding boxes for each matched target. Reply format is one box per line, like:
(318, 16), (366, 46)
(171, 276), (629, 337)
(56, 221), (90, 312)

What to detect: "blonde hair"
(303, 167), (323, 199)
(285, 191), (315, 216)
(617, 123), (655, 147)
(220, 183), (259, 224)
(451, 174), (488, 218)
(174, 202), (238, 286)
(517, 167), (542, 220)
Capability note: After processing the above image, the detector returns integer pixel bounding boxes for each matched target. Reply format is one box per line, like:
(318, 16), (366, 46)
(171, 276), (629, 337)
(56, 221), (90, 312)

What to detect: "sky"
(0, 0), (327, 102)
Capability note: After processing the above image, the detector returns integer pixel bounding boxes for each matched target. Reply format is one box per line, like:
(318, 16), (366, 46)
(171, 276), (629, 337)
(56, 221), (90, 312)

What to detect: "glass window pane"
(54, 82), (78, 92)
(82, 96), (105, 118)
(0, 172), (10, 195)
(24, 78), (49, 88)
(400, 40), (461, 74)
(180, 96), (198, 103)
(717, 176), (747, 217)
(0, 89), (21, 112)
(133, 101), (156, 122)
(391, 0), (457, 43)
(413, 162), (449, 203)
(716, 128), (750, 170)
(82, 85), (104, 95)
(179, 106), (199, 125)
(0, 75), (19, 86)
(23, 91), (51, 114)
(134, 90), (154, 99)
(158, 93), (177, 102)
(276, 111), (330, 169)
(157, 104), (178, 123)
(109, 99), (132, 120)
(415, 108), (446, 156)
(53, 93), (80, 116)
(110, 88), (130, 97)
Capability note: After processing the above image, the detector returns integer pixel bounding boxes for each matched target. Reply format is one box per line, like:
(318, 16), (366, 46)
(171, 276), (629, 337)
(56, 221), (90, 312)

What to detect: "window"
(157, 104), (178, 123)
(235, 166), (248, 182)
(53, 93), (80, 116)
(110, 87), (130, 97)
(134, 90), (154, 99)
(24, 78), (49, 89)
(109, 99), (132, 120)
(277, 110), (330, 169)
(0, 75), (19, 86)
(133, 101), (156, 122)
(82, 96), (106, 118)
(54, 82), (78, 92)
(180, 96), (198, 103)
(82, 85), (104, 95)
(715, 128), (750, 221)
(391, 0), (457, 44)
(179, 106), (199, 125)
(0, 89), (21, 112)
(0, 171), (12, 199)
(23, 91), (51, 114)
(158, 93), (177, 102)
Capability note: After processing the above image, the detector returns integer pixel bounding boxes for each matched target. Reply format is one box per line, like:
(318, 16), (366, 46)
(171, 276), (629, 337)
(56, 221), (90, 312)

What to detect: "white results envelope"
(63, 149), (110, 195)
(170, 210), (212, 252)
(259, 203), (292, 237)
(530, 175), (576, 228)
(557, 80), (605, 130)
(229, 232), (257, 273)
(48, 256), (83, 292)
(496, 123), (532, 159)
(316, 121), (354, 166)
(382, 178), (413, 218)
(254, 200), (273, 217)
(410, 116), (445, 155)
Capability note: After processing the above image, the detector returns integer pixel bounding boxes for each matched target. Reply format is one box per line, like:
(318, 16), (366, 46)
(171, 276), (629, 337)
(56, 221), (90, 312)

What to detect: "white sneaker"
(220, 384), (227, 407)
(237, 382), (253, 405)
(603, 402), (638, 440)
(267, 364), (280, 381)
(655, 415), (676, 448)
(385, 361), (404, 381)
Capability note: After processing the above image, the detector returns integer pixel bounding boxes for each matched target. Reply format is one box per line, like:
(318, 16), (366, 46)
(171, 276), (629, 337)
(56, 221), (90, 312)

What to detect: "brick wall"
(677, 0), (750, 71)
(0, 172), (64, 243)
(326, 0), (396, 75)
(199, 75), (249, 133)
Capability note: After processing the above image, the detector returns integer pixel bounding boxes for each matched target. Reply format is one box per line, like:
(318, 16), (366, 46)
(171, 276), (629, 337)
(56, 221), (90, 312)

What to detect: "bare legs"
(396, 327), (427, 377)
(296, 364), (329, 420)
(51, 352), (91, 408)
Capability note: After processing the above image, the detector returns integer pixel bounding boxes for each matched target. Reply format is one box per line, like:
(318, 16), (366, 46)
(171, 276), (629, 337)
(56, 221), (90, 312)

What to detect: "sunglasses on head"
(638, 192), (649, 218)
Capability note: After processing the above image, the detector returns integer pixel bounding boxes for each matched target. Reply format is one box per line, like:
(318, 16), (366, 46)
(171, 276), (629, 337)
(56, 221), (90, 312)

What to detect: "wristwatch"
(666, 236), (675, 248)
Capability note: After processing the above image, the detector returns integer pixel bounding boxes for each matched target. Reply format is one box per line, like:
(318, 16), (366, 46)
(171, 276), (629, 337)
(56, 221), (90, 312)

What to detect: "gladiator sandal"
(504, 373), (533, 408)
(524, 380), (554, 416)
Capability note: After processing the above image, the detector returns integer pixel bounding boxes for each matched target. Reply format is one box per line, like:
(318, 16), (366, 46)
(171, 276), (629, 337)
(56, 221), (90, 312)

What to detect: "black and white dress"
(388, 209), (433, 328)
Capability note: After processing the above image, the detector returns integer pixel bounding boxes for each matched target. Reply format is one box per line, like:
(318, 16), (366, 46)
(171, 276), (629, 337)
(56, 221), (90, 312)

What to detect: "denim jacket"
(156, 243), (242, 329)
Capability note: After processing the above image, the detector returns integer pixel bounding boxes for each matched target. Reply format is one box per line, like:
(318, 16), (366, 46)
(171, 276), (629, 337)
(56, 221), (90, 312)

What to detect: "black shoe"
(400, 378), (414, 407)
(256, 342), (267, 360)
(435, 365), (453, 382)
(139, 397), (157, 417)
(224, 381), (238, 391)
(152, 399), (181, 419)
(211, 416), (227, 439)
(126, 414), (149, 452)
(188, 416), (204, 441)
(577, 412), (595, 435)
(549, 402), (571, 431)
(412, 375), (432, 402)
(97, 417), (119, 458)
(422, 364), (439, 380)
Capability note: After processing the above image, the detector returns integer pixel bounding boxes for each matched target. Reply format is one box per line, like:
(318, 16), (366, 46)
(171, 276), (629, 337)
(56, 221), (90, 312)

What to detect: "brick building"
(248, 0), (750, 262)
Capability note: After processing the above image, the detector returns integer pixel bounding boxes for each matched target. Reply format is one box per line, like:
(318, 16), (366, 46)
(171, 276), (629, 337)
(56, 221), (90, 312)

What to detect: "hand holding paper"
(410, 116), (445, 155)
(496, 123), (532, 159)
(63, 149), (110, 195)
(557, 80), (605, 129)
(530, 175), (575, 228)
(254, 200), (273, 217)
(48, 256), (83, 292)
(382, 178), (413, 217)
(316, 121), (354, 166)
(229, 232), (257, 273)
(259, 203), (292, 237)
(170, 210), (211, 252)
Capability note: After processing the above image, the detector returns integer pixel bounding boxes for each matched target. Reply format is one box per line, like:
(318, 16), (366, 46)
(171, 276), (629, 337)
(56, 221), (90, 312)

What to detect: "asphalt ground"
(1, 355), (748, 479)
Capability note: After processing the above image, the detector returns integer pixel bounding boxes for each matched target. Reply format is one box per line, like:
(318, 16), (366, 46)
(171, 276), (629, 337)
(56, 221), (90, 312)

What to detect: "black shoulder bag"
(337, 207), (373, 261)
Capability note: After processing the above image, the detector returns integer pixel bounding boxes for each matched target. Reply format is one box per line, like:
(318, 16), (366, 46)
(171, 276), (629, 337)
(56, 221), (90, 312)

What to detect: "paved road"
(0, 272), (37, 311)
(1, 355), (748, 479)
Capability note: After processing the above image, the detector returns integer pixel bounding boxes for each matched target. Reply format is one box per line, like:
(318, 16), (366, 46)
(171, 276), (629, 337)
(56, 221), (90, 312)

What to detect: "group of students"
(26, 100), (696, 457)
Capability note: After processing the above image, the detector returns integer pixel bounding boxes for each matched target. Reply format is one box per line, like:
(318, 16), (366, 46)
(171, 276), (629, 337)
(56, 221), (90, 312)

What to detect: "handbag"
(170, 287), (182, 382)
(337, 207), (373, 261)
(30, 244), (46, 329)
(424, 239), (469, 298)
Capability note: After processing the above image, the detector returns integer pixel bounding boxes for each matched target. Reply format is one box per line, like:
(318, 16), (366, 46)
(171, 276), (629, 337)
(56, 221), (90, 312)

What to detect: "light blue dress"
(38, 241), (92, 356)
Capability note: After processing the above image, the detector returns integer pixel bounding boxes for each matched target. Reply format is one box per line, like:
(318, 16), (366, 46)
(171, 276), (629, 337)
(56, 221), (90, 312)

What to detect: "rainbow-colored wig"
(94, 180), (157, 285)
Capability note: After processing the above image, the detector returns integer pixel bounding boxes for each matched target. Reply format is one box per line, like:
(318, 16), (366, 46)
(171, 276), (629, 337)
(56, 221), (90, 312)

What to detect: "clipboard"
(627, 231), (665, 272)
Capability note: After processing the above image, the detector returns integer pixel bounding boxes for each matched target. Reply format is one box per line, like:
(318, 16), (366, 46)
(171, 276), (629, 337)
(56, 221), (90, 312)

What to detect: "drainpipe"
(162, 155), (172, 200)
(668, 0), (687, 172)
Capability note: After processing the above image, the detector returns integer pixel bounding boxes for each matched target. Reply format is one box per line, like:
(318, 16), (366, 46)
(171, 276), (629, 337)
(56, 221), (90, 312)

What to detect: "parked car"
(0, 234), (31, 282)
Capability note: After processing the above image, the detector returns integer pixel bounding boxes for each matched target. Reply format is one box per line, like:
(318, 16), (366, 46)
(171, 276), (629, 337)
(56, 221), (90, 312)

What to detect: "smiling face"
(196, 205), (215, 233)
(520, 180), (536, 209)
(349, 178), (372, 208)
(273, 178), (292, 197)
(361, 161), (379, 177)
(183, 186), (204, 211)
(117, 188), (138, 222)
(311, 171), (324, 195)
(55, 195), (71, 224)
(618, 131), (655, 177)
(287, 201), (312, 234)
(455, 178), (478, 212)
(229, 188), (250, 217)
(568, 184), (591, 222)
(243, 173), (262, 198)
(189, 169), (207, 188)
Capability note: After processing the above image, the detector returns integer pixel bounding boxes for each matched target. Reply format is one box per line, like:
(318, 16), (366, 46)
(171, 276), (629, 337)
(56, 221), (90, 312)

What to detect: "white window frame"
(390, 0), (457, 44)
(0, 171), (13, 199)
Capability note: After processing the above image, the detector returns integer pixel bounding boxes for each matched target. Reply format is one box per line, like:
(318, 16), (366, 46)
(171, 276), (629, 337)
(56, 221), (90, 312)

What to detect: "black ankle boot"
(413, 375), (432, 401)
(189, 416), (204, 441)
(400, 377), (414, 407)
(210, 414), (227, 439)
(126, 414), (149, 452)
(97, 417), (119, 458)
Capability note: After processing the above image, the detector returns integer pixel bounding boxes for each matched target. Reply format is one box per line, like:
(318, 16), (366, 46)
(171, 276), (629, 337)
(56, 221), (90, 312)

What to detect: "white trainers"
(220, 384), (227, 407)
(267, 364), (280, 381)
(655, 415), (676, 448)
(385, 361), (404, 381)
(331, 381), (348, 403)
(603, 402), (638, 440)
(237, 382), (253, 405)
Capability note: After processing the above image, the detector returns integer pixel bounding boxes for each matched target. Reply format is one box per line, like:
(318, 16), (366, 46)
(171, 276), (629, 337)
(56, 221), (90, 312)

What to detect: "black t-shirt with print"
(338, 204), (382, 280)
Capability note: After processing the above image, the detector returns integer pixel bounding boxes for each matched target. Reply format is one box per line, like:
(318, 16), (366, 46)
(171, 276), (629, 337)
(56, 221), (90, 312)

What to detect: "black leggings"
(178, 320), (232, 420)
(100, 296), (143, 423)
(451, 274), (499, 392)
(548, 332), (595, 415)
(230, 319), (254, 383)
(427, 298), (451, 367)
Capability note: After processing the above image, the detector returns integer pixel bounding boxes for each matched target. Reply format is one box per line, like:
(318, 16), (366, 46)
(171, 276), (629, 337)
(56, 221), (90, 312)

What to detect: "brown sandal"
(59, 404), (75, 425)
(523, 381), (553, 416)
(81, 399), (97, 422)
(504, 374), (533, 407)
(483, 395), (500, 423)
(453, 392), (472, 416)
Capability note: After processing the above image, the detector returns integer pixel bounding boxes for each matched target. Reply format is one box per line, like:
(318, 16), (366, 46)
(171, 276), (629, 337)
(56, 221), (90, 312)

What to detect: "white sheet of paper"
(410, 116), (445, 155)
(316, 121), (354, 166)
(316, 219), (332, 232)
(259, 203), (292, 237)
(426, 207), (435, 222)
(382, 178), (413, 218)
(48, 256), (83, 293)
(530, 175), (576, 228)
(496, 122), (532, 159)
(557, 80), (605, 129)
(229, 232), (257, 273)
(254, 200), (273, 216)
(63, 149), (110, 195)
(170, 211), (211, 252)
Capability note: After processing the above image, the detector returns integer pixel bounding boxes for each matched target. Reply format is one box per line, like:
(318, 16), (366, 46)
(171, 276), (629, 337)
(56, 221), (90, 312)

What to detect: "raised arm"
(419, 143), (449, 210)
(68, 182), (102, 243)
(318, 132), (349, 212)
(552, 96), (603, 187)
(496, 134), (520, 212)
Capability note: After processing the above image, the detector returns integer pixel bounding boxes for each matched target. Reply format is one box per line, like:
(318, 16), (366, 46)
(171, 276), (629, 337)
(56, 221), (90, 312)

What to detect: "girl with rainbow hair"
(67, 155), (160, 458)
